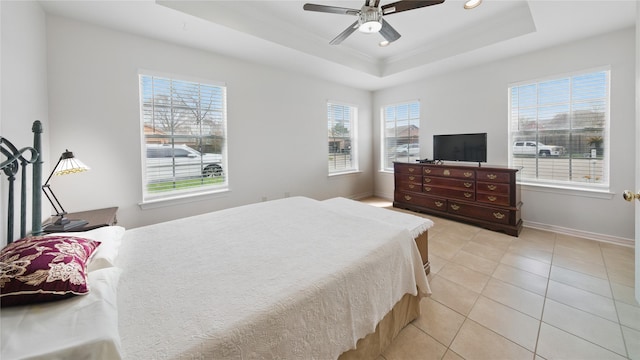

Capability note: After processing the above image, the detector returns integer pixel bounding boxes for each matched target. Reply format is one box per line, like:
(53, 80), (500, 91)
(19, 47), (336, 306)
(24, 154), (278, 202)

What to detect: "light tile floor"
(360, 198), (639, 360)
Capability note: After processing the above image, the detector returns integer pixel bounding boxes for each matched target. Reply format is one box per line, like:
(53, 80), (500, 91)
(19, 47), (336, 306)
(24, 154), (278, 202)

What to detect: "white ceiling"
(39, 0), (636, 90)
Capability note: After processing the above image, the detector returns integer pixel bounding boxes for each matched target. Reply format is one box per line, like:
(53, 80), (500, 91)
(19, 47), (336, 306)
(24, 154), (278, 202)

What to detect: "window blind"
(140, 74), (228, 201)
(382, 101), (420, 171)
(328, 102), (358, 174)
(509, 70), (609, 188)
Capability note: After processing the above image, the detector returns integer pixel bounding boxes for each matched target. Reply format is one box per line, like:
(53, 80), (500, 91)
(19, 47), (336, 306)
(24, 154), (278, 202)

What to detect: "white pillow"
(46, 226), (125, 272)
(0, 267), (123, 360)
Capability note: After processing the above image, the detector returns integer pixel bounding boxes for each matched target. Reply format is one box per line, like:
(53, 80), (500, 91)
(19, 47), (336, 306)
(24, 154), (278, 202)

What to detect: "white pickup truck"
(513, 141), (566, 156)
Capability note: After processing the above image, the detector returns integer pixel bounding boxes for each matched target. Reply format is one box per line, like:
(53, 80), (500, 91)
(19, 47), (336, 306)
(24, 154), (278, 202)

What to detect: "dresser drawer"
(394, 163), (422, 175)
(424, 176), (475, 190)
(394, 191), (448, 212)
(476, 193), (510, 207)
(396, 180), (422, 192)
(423, 167), (475, 179)
(476, 170), (511, 183)
(477, 181), (510, 194)
(423, 186), (475, 201)
(395, 173), (422, 185)
(448, 201), (513, 225)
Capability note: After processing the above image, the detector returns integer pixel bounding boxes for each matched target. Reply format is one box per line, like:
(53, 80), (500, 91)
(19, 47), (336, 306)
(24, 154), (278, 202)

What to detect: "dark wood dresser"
(393, 162), (522, 236)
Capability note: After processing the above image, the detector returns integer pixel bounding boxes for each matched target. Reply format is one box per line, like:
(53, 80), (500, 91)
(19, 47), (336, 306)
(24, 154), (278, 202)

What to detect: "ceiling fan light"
(359, 20), (382, 33)
(358, 6), (382, 33)
(464, 0), (482, 9)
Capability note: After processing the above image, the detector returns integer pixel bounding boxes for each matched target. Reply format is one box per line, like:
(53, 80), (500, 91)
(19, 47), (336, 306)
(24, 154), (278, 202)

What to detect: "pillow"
(46, 226), (125, 272)
(0, 235), (100, 307)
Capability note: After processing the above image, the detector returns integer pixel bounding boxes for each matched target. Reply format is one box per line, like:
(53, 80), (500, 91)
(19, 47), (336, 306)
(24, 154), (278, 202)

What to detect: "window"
(139, 73), (228, 202)
(382, 101), (420, 171)
(509, 69), (609, 189)
(328, 102), (358, 174)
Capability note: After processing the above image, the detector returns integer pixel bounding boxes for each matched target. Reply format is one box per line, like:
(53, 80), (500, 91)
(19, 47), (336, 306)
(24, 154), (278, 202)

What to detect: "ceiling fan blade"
(381, 0), (445, 15)
(330, 21), (359, 45)
(303, 3), (359, 15)
(365, 0), (381, 7)
(379, 19), (401, 42)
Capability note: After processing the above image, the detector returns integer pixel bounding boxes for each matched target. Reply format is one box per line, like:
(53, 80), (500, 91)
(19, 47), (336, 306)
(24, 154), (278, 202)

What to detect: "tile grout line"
(532, 231), (556, 359)
(601, 242), (632, 359)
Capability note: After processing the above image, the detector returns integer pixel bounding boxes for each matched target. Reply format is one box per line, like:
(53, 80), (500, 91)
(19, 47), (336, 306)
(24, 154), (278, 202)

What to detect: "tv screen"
(433, 133), (487, 163)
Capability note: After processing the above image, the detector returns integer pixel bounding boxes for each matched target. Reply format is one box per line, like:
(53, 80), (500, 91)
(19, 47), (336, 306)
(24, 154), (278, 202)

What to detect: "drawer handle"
(487, 185), (497, 191)
(487, 174), (497, 180)
(425, 178), (432, 183)
(409, 176), (415, 181)
(408, 184), (415, 189)
(409, 168), (415, 173)
(488, 196), (497, 202)
(464, 172), (473, 178)
(435, 201), (444, 207)
(464, 192), (472, 198)
(450, 204), (460, 211)
(404, 195), (412, 201)
(424, 169), (431, 174)
(464, 182), (472, 188)
(493, 212), (505, 219)
(443, 170), (451, 176)
(424, 186), (432, 192)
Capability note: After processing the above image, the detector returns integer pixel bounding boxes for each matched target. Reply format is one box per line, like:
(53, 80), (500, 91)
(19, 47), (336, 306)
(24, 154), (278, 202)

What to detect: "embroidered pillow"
(0, 235), (100, 307)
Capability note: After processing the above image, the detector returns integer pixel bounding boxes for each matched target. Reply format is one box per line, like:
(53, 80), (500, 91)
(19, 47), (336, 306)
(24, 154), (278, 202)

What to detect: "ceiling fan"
(303, 0), (445, 45)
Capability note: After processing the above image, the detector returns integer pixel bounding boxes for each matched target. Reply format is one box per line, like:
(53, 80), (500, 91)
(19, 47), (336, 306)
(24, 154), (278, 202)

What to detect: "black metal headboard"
(1, 120), (43, 243)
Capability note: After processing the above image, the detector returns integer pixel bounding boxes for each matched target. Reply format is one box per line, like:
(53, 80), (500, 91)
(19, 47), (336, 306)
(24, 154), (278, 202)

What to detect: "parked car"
(146, 144), (223, 182)
(395, 143), (420, 156)
(513, 141), (566, 156)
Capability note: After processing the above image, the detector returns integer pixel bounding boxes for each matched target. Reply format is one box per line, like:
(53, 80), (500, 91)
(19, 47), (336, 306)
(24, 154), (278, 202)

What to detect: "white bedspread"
(116, 197), (430, 359)
(321, 197), (434, 239)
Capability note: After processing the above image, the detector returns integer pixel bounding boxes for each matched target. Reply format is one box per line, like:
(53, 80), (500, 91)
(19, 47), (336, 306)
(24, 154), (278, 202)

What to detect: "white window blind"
(140, 74), (228, 201)
(509, 69), (609, 189)
(382, 101), (420, 171)
(328, 102), (358, 174)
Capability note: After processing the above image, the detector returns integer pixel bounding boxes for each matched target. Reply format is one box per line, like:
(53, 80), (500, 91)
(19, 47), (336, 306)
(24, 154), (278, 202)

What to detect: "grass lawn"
(148, 177), (225, 192)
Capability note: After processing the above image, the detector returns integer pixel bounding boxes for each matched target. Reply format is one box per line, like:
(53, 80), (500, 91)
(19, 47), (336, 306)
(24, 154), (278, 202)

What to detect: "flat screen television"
(433, 133), (487, 163)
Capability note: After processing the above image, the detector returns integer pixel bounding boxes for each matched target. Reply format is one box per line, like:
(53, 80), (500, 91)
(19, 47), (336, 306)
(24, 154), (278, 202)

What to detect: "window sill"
(519, 182), (614, 200)
(139, 188), (230, 210)
(329, 170), (362, 177)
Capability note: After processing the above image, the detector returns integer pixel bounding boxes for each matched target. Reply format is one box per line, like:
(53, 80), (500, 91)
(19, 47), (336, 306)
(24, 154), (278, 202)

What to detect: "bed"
(1, 121), (433, 359)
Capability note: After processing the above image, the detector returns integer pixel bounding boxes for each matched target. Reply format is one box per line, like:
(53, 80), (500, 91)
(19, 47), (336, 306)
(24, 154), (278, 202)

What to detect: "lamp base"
(43, 219), (88, 232)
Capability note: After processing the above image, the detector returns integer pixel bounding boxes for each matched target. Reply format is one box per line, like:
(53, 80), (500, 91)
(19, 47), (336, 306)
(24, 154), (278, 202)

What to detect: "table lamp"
(42, 149), (90, 231)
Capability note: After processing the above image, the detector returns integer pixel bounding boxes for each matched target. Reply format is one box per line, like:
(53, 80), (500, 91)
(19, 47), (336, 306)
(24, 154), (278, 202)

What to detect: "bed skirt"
(339, 292), (421, 359)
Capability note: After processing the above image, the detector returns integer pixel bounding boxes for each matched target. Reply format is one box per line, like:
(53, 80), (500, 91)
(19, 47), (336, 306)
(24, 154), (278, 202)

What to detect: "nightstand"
(43, 207), (118, 233)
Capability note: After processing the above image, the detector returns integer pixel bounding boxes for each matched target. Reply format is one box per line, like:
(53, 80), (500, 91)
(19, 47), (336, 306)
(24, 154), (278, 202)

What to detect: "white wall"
(374, 28), (636, 242)
(0, 1), (50, 246)
(43, 15), (373, 230)
(1, 3), (635, 243)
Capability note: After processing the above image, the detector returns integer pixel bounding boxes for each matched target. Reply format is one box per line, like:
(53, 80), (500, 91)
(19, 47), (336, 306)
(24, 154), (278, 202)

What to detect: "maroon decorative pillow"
(0, 235), (101, 307)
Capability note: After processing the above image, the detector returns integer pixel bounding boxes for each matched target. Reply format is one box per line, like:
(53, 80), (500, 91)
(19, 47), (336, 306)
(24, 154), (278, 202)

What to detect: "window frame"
(138, 71), (229, 205)
(508, 67), (611, 192)
(381, 100), (421, 172)
(327, 101), (359, 176)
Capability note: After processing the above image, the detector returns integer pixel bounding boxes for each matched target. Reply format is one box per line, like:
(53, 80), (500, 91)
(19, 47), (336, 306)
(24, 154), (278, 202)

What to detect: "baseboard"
(348, 191), (376, 201)
(372, 192), (634, 247)
(374, 191), (394, 202)
(523, 220), (635, 248)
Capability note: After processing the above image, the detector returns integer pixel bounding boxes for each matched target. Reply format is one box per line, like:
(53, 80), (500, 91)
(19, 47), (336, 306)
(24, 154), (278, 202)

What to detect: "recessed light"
(379, 40), (390, 47)
(464, 0), (482, 10)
